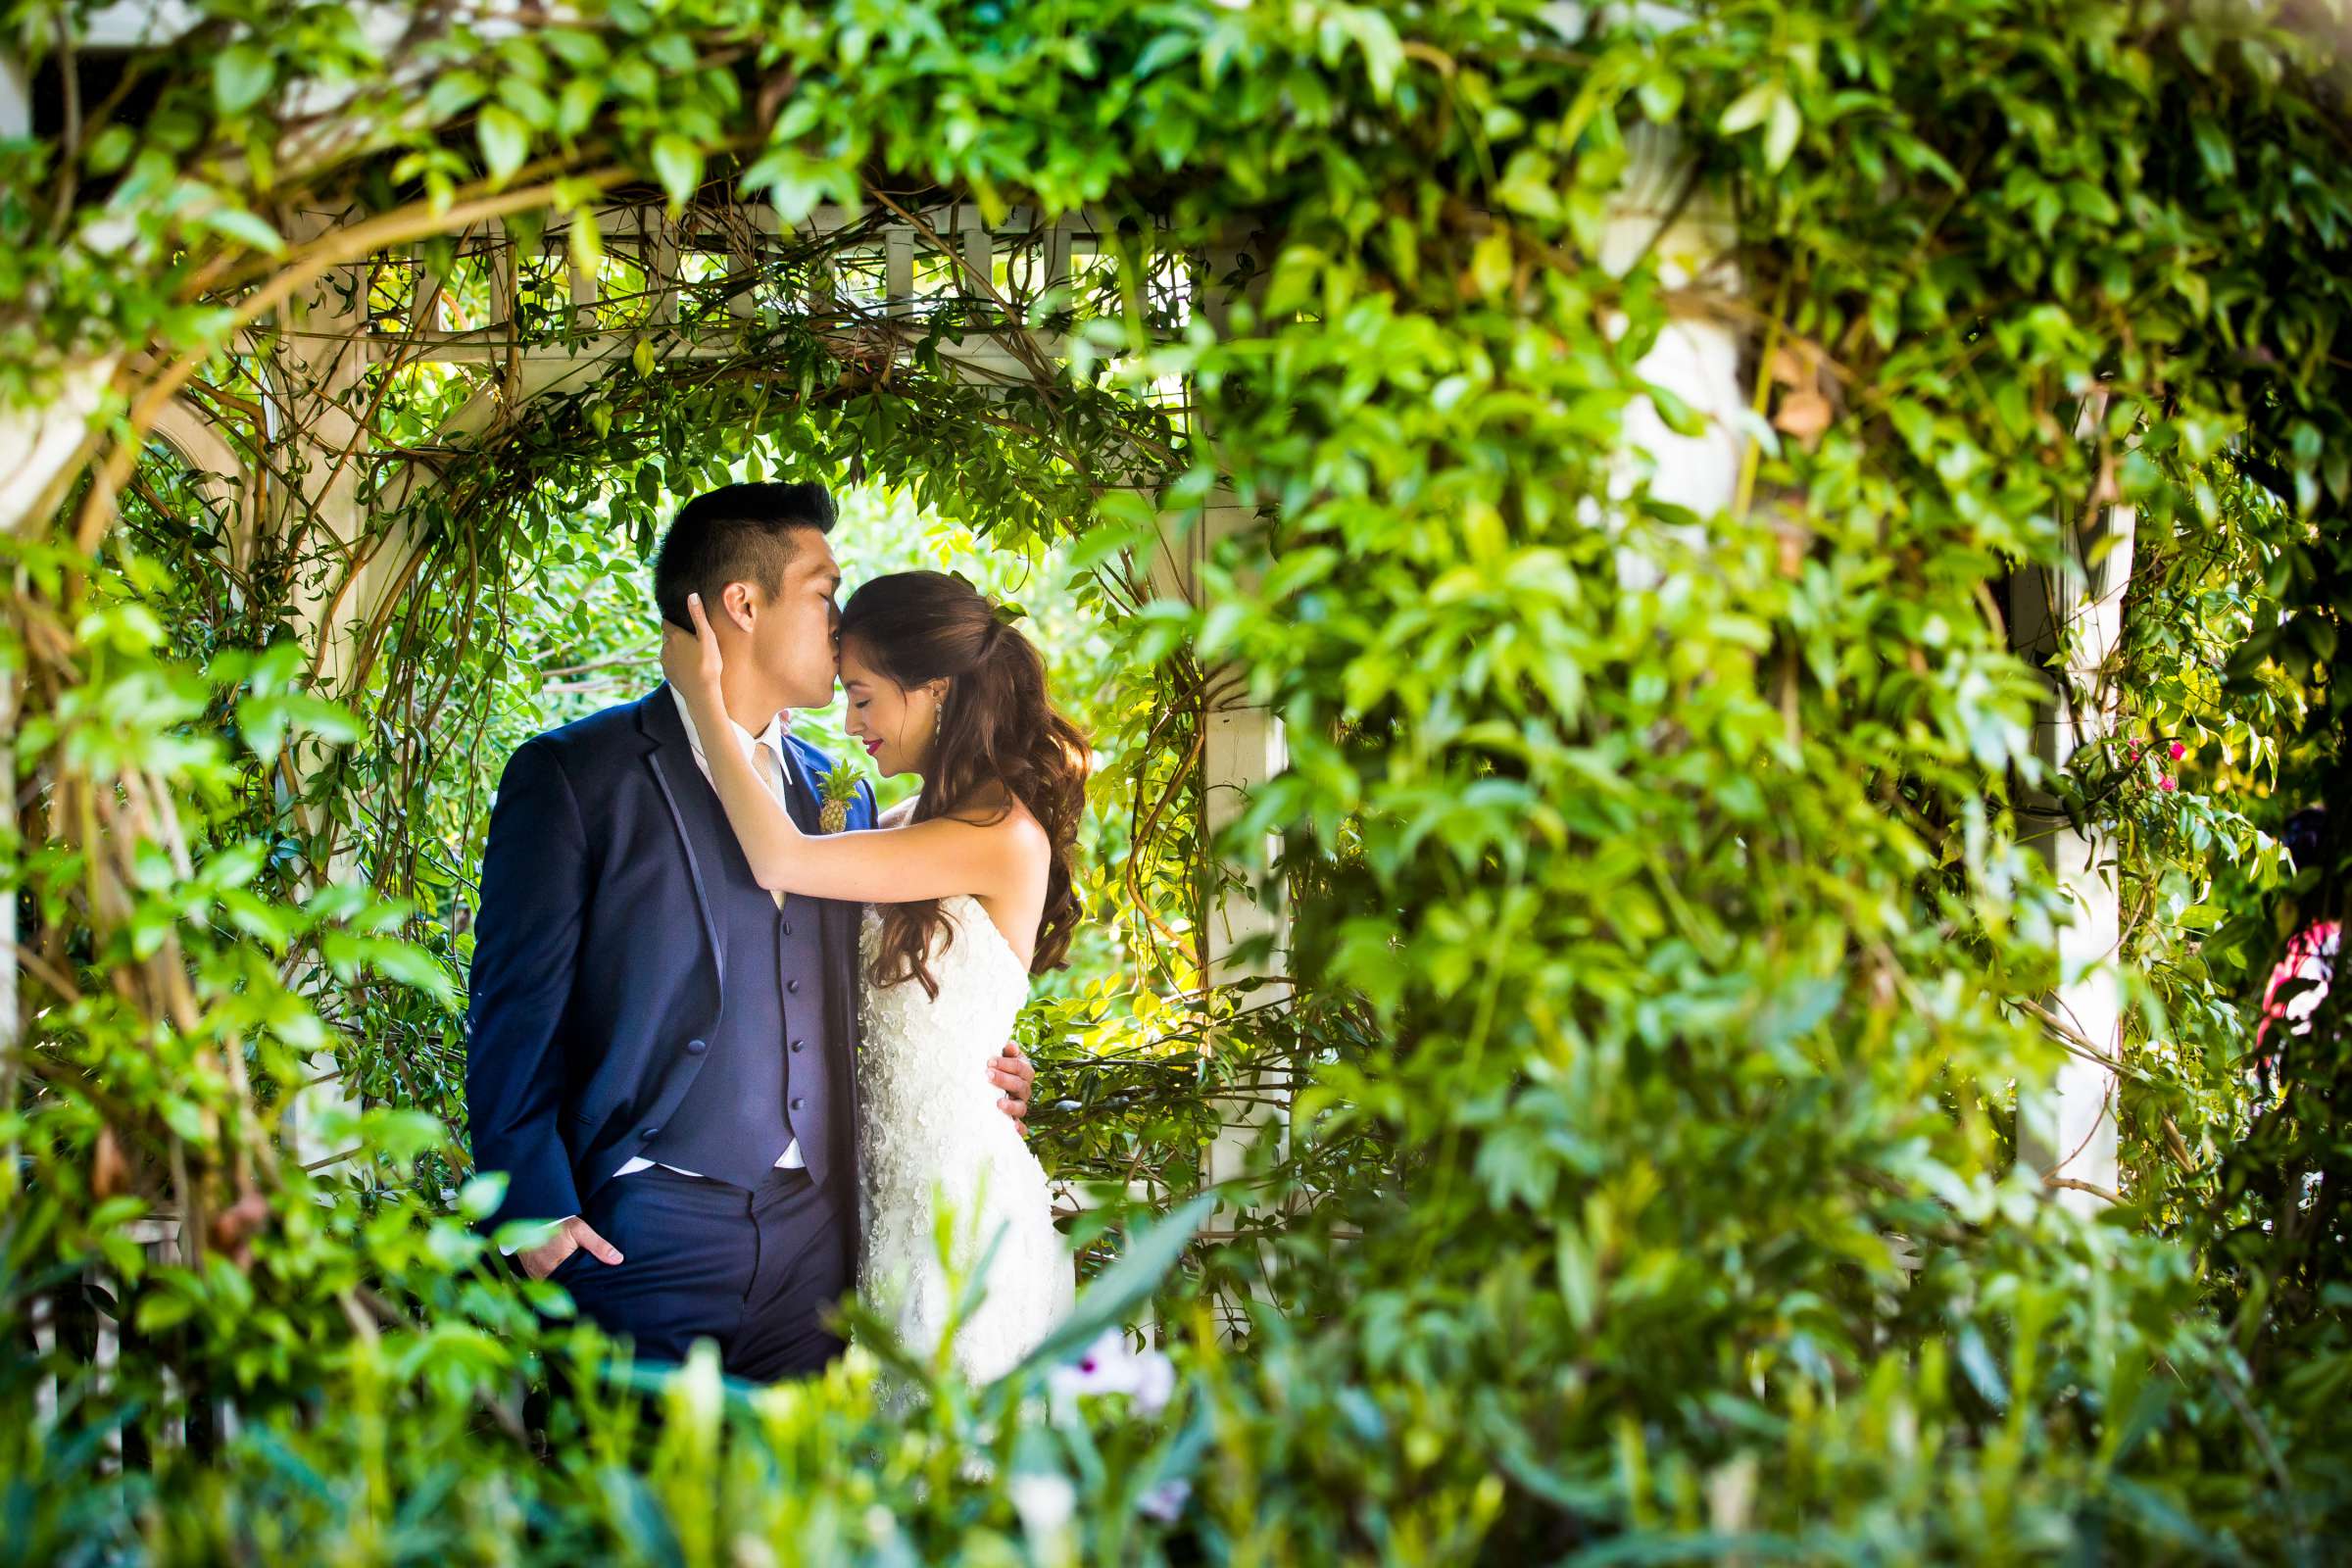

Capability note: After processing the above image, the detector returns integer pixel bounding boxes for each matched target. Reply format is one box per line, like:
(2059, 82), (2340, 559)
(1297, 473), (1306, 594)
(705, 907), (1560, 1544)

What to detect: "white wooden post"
(0, 43), (118, 538)
(2010, 449), (2132, 1212)
(1602, 124), (1746, 546)
(957, 209), (993, 297)
(1045, 224), (1073, 308)
(267, 221), (383, 1167)
(487, 216), (516, 336)
(0, 624), (14, 1171)
(1198, 569), (1291, 1334)
(724, 202), (763, 322)
(1147, 241), (1291, 1334)
(564, 219), (601, 331)
(644, 208), (680, 328)
(28, 1291), (56, 1427)
(1, 43), (25, 1172)
(410, 242), (447, 335)
(2, 46), (86, 1440)
(93, 1261), (120, 1467)
(0, 278), (28, 1399)
(0, 42), (21, 129)
(885, 224), (915, 317)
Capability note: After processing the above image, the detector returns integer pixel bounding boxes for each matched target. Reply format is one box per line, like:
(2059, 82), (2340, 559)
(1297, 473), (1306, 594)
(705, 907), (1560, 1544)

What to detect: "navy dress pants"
(550, 1163), (852, 1382)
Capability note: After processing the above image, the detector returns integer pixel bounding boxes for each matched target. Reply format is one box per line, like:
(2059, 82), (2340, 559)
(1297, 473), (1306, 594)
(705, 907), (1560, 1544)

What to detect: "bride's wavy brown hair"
(839, 571), (1090, 999)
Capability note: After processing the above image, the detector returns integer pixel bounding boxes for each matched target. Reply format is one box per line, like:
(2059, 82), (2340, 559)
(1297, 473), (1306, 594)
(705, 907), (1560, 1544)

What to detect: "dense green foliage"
(3, 1), (2349, 1561)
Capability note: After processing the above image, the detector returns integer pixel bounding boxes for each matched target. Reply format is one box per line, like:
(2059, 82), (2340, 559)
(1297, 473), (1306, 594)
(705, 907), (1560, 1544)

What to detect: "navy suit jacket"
(464, 684), (875, 1241)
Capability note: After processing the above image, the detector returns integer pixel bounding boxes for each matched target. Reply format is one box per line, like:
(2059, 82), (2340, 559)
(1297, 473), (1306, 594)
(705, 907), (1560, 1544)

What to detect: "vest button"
(641, 1125), (661, 1139)
(787, 978), (801, 995)
(685, 1038), (707, 1054)
(789, 1098), (806, 1112)
(781, 921), (793, 936)
(790, 1038), (806, 1054)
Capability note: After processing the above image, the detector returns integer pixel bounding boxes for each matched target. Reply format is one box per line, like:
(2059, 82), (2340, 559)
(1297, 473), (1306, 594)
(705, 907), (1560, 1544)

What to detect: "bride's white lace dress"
(857, 894), (1074, 1383)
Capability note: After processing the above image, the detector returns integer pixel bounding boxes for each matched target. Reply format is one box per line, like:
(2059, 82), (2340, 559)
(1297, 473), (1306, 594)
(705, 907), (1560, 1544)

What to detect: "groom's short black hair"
(654, 481), (837, 629)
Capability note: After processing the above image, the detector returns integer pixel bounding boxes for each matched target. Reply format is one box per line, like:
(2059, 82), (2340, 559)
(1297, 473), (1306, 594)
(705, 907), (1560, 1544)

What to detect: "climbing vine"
(2, 1), (2349, 1560)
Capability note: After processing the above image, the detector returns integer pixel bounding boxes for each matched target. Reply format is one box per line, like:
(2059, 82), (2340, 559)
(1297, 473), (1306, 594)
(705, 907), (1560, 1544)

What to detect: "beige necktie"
(754, 738), (788, 911)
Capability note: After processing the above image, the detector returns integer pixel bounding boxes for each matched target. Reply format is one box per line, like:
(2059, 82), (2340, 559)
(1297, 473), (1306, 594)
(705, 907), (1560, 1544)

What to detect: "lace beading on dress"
(857, 895), (1074, 1384)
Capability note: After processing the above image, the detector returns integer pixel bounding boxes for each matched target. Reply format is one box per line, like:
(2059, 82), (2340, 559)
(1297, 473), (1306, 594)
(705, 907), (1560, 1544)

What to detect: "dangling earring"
(933, 699), (944, 744)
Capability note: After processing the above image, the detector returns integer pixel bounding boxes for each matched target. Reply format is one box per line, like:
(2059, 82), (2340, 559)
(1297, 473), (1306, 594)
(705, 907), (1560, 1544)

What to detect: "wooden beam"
(885, 225), (915, 315)
(959, 213), (993, 297)
(564, 230), (599, 330)
(643, 207), (679, 328)
(390, 328), (1074, 379)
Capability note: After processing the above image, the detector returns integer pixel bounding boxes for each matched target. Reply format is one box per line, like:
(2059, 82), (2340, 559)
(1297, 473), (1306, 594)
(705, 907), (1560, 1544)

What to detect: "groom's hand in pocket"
(518, 1215), (624, 1280)
(988, 1042), (1035, 1136)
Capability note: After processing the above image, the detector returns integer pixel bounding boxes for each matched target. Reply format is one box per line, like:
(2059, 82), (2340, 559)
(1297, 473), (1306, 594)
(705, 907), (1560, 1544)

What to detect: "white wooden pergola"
(140, 195), (1258, 1172)
(1, 13), (2132, 1423)
(0, 15), (1318, 1340)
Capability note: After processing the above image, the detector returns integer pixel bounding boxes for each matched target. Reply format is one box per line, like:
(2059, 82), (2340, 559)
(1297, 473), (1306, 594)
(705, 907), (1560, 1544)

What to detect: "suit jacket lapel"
(826, 777), (870, 1249)
(779, 744), (819, 835)
(637, 684), (727, 994)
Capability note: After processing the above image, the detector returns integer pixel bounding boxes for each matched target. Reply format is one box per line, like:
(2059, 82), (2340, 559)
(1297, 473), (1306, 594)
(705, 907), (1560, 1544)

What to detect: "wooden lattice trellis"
(0, 17), (2144, 1438)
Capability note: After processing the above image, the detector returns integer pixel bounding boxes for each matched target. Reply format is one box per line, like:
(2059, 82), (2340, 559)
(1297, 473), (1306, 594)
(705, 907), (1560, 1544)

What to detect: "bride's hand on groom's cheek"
(661, 593), (725, 696)
(659, 625), (704, 694)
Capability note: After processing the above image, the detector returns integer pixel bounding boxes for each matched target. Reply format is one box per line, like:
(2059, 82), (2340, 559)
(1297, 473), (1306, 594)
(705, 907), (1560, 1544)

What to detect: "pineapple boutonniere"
(816, 759), (864, 834)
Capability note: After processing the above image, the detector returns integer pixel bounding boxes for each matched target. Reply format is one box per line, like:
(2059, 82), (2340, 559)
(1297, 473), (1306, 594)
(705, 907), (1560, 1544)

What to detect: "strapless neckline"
(936, 893), (1028, 984)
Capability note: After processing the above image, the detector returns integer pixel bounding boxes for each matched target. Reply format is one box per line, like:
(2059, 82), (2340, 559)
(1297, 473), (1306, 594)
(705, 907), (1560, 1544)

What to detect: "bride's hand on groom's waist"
(989, 1041), (1035, 1136)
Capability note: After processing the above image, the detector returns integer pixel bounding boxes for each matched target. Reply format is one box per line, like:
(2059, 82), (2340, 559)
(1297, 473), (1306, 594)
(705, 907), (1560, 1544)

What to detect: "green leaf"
(499, 75), (557, 129)
(368, 941), (458, 1004)
(213, 43), (275, 117)
(85, 124), (136, 175)
(651, 134), (703, 211)
(202, 205), (285, 255)
(1638, 72), (1685, 123)
(1718, 83), (1779, 136)
(1763, 90), (1803, 172)
(1496, 150), (1564, 222)
(557, 76), (603, 139)
(477, 105), (531, 185)
(1645, 381), (1706, 439)
(135, 1290), (198, 1335)
(423, 71), (486, 123)
(457, 1173), (509, 1221)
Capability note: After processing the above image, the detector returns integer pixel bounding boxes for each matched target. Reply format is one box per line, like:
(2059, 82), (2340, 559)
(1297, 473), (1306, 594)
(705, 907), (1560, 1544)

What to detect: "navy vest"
(639, 743), (844, 1191)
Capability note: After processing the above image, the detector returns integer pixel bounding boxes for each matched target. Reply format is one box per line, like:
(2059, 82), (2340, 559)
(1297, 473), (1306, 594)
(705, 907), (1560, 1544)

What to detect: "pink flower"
(2127, 744), (2141, 762)
(1048, 1329), (1176, 1416)
(2160, 775), (2177, 792)
(2170, 741), (2185, 760)
(1138, 1479), (1192, 1522)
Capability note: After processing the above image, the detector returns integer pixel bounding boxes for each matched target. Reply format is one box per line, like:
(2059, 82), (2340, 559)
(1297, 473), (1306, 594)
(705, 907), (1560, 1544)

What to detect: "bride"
(662, 570), (1081, 1383)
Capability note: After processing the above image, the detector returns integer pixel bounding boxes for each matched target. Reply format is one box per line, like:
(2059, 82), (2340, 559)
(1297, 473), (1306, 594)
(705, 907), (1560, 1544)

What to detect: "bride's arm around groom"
(663, 593), (1050, 920)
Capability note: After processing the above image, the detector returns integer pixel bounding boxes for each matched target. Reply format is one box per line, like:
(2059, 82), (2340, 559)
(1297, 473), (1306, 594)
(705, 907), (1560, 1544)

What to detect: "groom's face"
(726, 527), (842, 714)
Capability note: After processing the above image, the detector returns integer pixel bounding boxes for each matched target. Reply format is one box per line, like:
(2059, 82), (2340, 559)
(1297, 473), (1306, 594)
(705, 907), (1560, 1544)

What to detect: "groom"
(465, 481), (1035, 1379)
